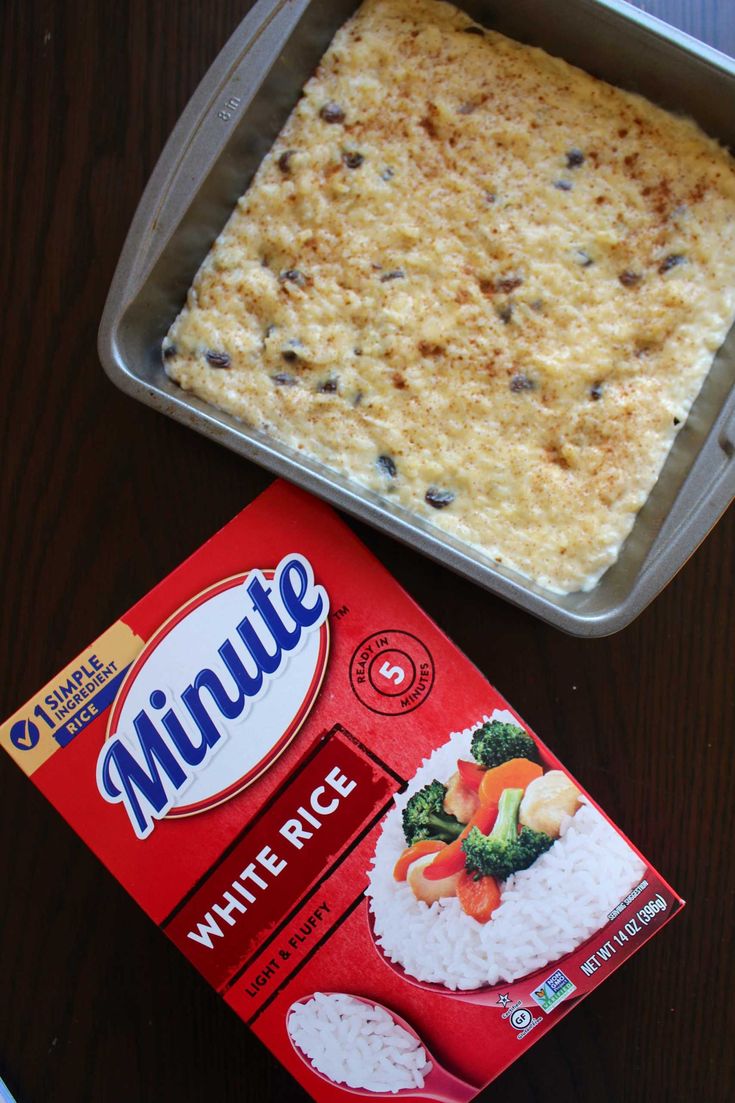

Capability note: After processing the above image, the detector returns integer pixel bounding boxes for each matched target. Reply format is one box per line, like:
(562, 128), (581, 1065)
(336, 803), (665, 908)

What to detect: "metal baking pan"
(98, 0), (735, 636)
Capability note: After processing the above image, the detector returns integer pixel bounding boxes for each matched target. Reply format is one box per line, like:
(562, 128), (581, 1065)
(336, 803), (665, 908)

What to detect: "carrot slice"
(393, 840), (446, 881)
(457, 870), (501, 924)
(423, 800), (498, 880)
(457, 759), (486, 791)
(478, 758), (542, 808)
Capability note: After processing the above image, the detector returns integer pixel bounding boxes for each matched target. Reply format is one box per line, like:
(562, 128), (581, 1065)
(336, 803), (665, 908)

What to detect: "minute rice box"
(1, 481), (683, 1100)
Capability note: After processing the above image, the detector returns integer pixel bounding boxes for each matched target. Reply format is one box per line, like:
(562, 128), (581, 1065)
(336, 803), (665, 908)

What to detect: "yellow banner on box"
(0, 620), (143, 776)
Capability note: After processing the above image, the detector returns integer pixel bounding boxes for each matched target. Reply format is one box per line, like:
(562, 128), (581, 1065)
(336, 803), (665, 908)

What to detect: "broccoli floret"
(402, 780), (464, 846)
(470, 720), (539, 769)
(462, 787), (552, 880)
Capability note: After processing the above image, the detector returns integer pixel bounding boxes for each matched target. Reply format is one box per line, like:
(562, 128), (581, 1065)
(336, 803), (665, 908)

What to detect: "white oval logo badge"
(97, 554), (329, 838)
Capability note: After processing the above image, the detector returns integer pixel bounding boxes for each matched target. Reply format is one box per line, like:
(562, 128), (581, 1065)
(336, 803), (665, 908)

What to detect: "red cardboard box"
(0, 482), (682, 1101)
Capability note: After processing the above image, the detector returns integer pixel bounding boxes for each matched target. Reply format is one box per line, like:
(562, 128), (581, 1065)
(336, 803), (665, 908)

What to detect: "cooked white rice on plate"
(366, 713), (646, 990)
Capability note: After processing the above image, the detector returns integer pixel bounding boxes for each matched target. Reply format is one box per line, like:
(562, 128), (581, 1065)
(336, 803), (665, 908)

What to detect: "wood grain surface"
(1, 2), (734, 1101)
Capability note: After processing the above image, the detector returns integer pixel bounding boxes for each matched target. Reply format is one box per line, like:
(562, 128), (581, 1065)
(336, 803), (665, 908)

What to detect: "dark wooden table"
(1, 2), (734, 1100)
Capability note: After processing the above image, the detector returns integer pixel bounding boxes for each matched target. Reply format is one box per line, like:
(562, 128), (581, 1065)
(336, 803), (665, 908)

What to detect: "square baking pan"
(98, 0), (735, 636)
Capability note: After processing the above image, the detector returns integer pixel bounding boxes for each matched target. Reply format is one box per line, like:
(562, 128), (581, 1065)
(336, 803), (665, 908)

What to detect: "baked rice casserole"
(163, 0), (735, 593)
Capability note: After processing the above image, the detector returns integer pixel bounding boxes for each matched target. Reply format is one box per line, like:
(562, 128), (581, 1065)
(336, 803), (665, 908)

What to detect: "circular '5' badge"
(349, 630), (435, 715)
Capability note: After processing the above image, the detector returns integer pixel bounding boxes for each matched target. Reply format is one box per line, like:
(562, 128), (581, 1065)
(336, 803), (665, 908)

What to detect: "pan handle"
(111, 0), (311, 300)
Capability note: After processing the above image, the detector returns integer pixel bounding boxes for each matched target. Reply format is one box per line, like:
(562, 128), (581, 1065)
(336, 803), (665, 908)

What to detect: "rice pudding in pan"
(164, 0), (735, 593)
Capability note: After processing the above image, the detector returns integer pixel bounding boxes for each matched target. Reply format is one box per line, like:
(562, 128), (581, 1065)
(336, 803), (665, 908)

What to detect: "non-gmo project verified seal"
(529, 968), (577, 1014)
